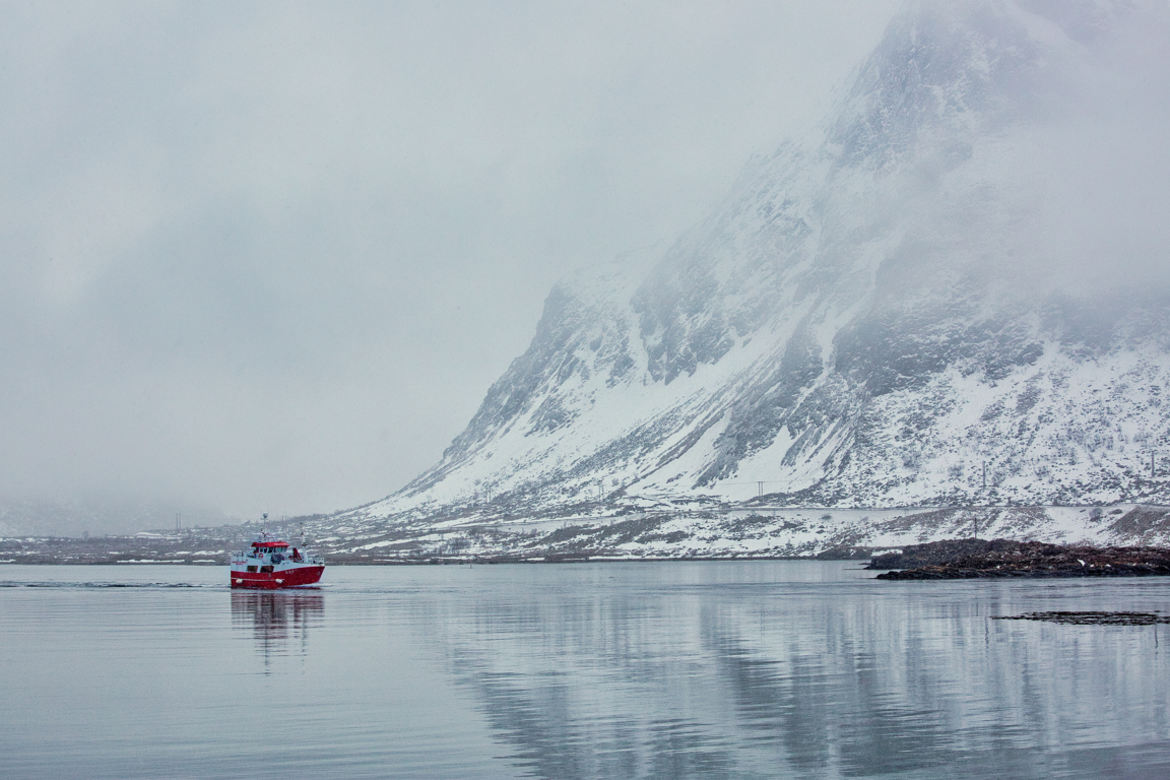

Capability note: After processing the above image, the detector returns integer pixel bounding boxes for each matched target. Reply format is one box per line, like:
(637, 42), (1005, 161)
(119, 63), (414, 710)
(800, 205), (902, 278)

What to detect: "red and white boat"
(230, 532), (324, 589)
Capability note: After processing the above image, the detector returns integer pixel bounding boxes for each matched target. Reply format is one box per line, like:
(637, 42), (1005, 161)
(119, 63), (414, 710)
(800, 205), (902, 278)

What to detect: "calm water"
(2, 562), (1169, 779)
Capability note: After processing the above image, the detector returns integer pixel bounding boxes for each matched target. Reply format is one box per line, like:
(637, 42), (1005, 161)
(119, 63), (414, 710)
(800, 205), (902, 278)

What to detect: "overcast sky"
(0, 1), (901, 523)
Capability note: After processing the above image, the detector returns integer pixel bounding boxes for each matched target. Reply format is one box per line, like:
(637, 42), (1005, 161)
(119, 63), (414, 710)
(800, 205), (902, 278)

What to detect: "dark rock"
(993, 611), (1170, 625)
(867, 538), (1042, 569)
(872, 538), (1170, 579)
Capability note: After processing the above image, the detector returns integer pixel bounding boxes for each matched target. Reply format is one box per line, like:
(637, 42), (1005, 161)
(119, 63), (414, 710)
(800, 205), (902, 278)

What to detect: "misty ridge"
(827, 0), (1170, 304)
(335, 0), (1170, 535)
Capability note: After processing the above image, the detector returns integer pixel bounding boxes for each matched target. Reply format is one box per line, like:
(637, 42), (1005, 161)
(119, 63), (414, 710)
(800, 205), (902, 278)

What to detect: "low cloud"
(0, 1), (899, 524)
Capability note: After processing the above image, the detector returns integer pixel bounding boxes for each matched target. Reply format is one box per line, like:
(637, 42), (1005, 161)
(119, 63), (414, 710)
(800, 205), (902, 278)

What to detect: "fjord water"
(2, 563), (1169, 779)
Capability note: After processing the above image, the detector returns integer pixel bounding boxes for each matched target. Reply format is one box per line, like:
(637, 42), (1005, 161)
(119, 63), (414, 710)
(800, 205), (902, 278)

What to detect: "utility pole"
(757, 481), (764, 499)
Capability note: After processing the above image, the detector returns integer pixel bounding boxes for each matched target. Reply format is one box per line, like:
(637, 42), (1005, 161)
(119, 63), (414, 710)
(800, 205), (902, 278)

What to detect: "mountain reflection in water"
(7, 563), (1166, 778)
(400, 565), (1170, 778)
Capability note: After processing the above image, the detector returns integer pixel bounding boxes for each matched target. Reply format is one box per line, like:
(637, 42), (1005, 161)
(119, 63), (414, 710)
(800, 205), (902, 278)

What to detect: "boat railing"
(233, 547), (323, 565)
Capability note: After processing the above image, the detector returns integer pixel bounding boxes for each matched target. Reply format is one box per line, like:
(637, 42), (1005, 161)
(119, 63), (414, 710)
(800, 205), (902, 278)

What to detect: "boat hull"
(230, 565), (324, 589)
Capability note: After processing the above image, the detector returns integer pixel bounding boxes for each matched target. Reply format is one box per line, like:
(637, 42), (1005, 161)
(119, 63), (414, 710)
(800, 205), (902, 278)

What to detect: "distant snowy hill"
(325, 0), (1170, 548)
(0, 495), (229, 538)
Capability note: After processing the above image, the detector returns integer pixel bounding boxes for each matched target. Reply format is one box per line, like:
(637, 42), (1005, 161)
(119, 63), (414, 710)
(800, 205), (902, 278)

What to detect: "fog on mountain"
(334, 0), (1170, 534)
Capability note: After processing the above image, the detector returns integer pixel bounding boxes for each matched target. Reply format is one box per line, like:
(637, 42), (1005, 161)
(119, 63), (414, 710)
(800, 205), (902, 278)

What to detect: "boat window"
(261, 565), (273, 573)
(246, 565), (257, 573)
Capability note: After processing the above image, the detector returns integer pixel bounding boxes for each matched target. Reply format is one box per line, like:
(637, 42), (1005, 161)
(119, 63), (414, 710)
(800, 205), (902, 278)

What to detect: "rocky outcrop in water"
(872, 538), (1170, 579)
(993, 611), (1170, 625)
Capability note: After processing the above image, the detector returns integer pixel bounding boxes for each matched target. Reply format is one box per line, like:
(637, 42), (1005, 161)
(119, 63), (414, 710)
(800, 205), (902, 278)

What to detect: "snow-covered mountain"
(332, 0), (1170, 544)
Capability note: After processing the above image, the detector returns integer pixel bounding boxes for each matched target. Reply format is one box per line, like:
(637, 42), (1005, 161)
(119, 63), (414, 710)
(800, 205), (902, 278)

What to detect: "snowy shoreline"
(5, 503), (1170, 565)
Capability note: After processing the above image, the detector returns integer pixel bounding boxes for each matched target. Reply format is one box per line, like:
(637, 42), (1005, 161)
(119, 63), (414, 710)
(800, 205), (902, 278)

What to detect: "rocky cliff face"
(338, 0), (1170, 535)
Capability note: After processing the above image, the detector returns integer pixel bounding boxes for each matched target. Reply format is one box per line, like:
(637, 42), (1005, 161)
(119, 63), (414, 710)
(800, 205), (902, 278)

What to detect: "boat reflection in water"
(230, 589), (323, 667)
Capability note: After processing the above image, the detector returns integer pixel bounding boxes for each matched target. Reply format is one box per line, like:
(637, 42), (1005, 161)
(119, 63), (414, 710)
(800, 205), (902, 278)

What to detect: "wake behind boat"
(230, 528), (324, 589)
